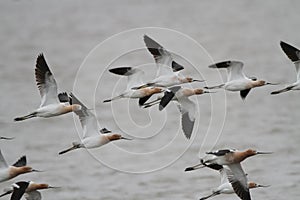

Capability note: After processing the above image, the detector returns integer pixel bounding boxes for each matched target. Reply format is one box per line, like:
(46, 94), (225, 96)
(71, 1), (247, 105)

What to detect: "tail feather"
(14, 112), (37, 121)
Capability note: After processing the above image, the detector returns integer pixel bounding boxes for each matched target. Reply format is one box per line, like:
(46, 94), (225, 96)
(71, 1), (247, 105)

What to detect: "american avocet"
(103, 67), (164, 106)
(14, 54), (81, 121)
(197, 163), (269, 200)
(132, 35), (204, 89)
(59, 93), (131, 155)
(186, 149), (271, 200)
(204, 61), (276, 99)
(271, 41), (300, 94)
(9, 181), (30, 200)
(143, 86), (211, 139)
(0, 150), (40, 183)
(0, 181), (59, 199)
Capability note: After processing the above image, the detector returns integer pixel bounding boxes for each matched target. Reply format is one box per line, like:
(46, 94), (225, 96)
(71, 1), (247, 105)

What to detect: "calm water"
(0, 0), (299, 199)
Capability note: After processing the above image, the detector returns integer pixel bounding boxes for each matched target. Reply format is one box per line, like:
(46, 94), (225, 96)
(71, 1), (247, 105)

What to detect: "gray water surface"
(0, 0), (299, 199)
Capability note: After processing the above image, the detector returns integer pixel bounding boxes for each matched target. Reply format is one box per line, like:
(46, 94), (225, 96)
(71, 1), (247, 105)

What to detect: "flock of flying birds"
(1, 35), (300, 200)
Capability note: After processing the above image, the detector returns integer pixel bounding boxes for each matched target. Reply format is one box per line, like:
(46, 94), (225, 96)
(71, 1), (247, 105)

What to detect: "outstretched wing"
(209, 61), (245, 82)
(176, 97), (196, 139)
(109, 67), (144, 90)
(159, 86), (181, 111)
(10, 181), (29, 200)
(35, 54), (59, 107)
(144, 35), (184, 77)
(70, 93), (99, 138)
(240, 89), (251, 100)
(280, 41), (300, 81)
(226, 163), (250, 200)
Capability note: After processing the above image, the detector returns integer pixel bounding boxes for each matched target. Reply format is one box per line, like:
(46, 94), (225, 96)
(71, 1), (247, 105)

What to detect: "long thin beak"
(185, 163), (205, 172)
(203, 91), (217, 93)
(121, 137), (132, 140)
(193, 79), (205, 82)
(32, 169), (43, 172)
(257, 184), (270, 188)
(266, 82), (279, 85)
(256, 151), (273, 154)
(48, 186), (61, 189)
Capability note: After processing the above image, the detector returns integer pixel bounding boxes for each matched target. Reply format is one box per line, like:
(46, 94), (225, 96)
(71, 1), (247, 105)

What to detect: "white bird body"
(33, 103), (73, 118)
(0, 168), (10, 182)
(104, 67), (163, 105)
(143, 86), (210, 139)
(206, 60), (274, 99)
(224, 78), (254, 91)
(148, 74), (182, 88)
(14, 54), (81, 121)
(121, 87), (163, 99)
(80, 135), (110, 149)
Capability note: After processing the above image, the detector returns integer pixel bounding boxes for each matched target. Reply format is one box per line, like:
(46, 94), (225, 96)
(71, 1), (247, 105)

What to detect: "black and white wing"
(209, 61), (246, 82)
(226, 163), (250, 200)
(109, 67), (145, 90)
(10, 182), (29, 200)
(159, 86), (182, 111)
(206, 149), (235, 156)
(35, 54), (59, 107)
(144, 35), (184, 77)
(12, 156), (26, 167)
(280, 41), (300, 81)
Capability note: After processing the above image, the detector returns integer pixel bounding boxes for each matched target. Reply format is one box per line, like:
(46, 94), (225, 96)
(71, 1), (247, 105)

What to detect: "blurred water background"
(0, 0), (299, 199)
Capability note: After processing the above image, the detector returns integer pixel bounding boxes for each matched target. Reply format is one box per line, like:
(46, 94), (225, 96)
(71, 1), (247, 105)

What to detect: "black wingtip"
(109, 67), (133, 76)
(139, 95), (152, 106)
(184, 167), (194, 172)
(280, 41), (300, 62)
(208, 61), (232, 69)
(240, 89), (251, 100)
(37, 53), (44, 59)
(103, 99), (111, 103)
(172, 61), (184, 72)
(13, 155), (27, 167)
(58, 92), (70, 103)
